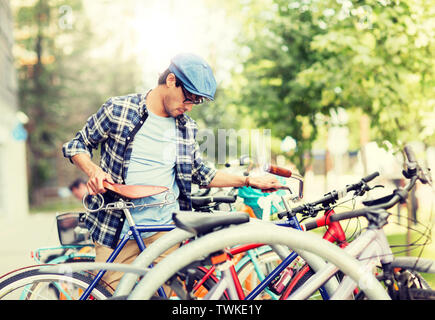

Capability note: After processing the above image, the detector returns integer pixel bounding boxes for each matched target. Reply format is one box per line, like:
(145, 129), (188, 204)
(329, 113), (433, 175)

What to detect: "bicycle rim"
(236, 250), (283, 300)
(0, 268), (112, 300)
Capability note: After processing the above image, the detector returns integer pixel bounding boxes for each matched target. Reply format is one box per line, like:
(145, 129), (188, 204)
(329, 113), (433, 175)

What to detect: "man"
(62, 53), (282, 290)
(68, 178), (88, 201)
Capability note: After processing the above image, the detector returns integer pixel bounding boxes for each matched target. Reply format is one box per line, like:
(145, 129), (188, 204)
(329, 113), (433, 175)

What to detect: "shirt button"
(127, 137), (130, 140)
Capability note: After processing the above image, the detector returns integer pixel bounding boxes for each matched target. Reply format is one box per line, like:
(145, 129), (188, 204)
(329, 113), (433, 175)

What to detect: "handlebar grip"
(361, 171), (380, 183)
(191, 195), (237, 206)
(277, 211), (287, 219)
(404, 145), (417, 163)
(264, 164), (292, 178)
(329, 208), (366, 223)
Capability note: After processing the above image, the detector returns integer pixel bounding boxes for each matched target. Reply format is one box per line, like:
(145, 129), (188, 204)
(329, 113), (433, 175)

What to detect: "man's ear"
(166, 72), (177, 88)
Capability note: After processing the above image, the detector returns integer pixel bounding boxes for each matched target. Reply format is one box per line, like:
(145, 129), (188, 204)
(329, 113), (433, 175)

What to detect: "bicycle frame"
(189, 208), (349, 300)
(290, 226), (394, 300)
(79, 201), (177, 300)
(31, 245), (95, 264)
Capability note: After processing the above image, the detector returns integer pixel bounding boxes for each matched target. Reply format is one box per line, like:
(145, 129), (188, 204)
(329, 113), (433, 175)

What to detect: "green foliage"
(232, 0), (328, 172)
(298, 0), (435, 148)
(13, 0), (141, 204)
(233, 0), (435, 172)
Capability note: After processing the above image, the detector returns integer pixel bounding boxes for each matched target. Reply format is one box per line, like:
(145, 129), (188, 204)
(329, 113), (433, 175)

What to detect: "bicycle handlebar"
(329, 175), (418, 224)
(404, 145), (417, 164)
(277, 171), (380, 219)
(264, 164), (292, 178)
(328, 144), (427, 224)
(191, 195), (237, 207)
(362, 171), (380, 183)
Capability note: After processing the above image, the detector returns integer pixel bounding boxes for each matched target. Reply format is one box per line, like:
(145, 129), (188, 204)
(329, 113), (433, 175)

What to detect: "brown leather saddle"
(102, 180), (168, 199)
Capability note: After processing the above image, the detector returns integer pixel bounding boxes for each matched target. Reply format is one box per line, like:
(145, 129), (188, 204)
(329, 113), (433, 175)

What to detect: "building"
(0, 0), (29, 219)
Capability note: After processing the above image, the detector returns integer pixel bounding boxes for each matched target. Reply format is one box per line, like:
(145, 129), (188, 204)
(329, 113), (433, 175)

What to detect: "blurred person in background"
(68, 178), (88, 201)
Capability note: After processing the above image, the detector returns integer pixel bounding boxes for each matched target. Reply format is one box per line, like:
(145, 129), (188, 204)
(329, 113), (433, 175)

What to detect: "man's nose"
(183, 104), (193, 112)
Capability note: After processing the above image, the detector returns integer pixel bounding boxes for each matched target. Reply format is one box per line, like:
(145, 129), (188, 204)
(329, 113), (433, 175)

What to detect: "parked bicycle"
(79, 165), (386, 300)
(0, 180), (241, 300)
(121, 145), (435, 300)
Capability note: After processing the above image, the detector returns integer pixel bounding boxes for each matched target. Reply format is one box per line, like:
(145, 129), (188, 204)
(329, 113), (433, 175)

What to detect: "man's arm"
(71, 153), (114, 195)
(207, 170), (283, 192)
(190, 132), (282, 192)
(63, 98), (114, 195)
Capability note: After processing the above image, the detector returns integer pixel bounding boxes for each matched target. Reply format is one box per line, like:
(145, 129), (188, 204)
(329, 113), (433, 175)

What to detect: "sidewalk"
(0, 213), (59, 277)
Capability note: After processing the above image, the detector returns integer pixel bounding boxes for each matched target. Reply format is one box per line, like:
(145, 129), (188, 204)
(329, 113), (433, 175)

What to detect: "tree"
(13, 0), (141, 204)
(296, 0), (435, 148)
(233, 0), (435, 172)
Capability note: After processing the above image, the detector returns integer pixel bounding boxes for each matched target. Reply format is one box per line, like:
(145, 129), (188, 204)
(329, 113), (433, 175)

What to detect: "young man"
(62, 53), (282, 290)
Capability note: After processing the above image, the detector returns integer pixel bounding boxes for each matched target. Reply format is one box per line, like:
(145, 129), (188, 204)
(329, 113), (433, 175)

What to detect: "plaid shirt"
(62, 93), (216, 248)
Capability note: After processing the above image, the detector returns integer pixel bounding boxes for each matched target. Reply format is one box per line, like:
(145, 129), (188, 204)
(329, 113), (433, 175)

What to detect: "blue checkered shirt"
(62, 93), (216, 248)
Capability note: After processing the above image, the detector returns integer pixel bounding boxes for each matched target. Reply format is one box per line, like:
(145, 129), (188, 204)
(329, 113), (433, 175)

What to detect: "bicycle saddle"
(172, 211), (250, 235)
(103, 181), (168, 199)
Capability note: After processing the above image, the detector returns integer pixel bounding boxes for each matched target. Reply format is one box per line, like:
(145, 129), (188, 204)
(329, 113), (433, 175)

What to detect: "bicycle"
(30, 212), (94, 265)
(108, 167), (382, 300)
(0, 180), (244, 300)
(122, 145), (435, 300)
(171, 171), (382, 300)
(0, 182), (179, 300)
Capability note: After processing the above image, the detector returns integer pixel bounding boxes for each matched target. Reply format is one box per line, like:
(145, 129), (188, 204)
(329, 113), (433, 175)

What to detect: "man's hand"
(207, 171), (284, 192)
(86, 167), (114, 195)
(248, 175), (284, 193)
(71, 153), (114, 195)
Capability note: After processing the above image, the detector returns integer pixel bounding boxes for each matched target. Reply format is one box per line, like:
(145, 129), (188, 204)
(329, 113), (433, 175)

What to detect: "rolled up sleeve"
(62, 98), (113, 162)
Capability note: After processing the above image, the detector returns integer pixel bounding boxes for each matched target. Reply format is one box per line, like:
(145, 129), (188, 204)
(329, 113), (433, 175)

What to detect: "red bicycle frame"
(191, 209), (349, 300)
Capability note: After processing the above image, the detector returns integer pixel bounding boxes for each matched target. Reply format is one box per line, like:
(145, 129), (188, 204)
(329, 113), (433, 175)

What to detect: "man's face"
(163, 74), (204, 118)
(71, 183), (88, 201)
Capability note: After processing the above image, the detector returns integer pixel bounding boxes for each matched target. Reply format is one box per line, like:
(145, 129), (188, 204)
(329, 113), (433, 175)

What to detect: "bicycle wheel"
(128, 222), (389, 300)
(235, 248), (284, 300)
(355, 257), (435, 300)
(0, 266), (112, 300)
(280, 263), (332, 300)
(165, 265), (229, 300)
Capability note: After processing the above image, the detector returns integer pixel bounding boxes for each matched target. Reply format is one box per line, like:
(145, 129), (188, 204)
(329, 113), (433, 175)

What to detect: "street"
(0, 213), (59, 277)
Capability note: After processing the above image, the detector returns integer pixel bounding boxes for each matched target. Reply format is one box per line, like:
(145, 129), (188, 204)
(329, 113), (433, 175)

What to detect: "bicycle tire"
(128, 222), (389, 300)
(0, 266), (112, 300)
(166, 266), (229, 300)
(344, 255), (435, 300)
(235, 249), (283, 299)
(406, 288), (435, 300)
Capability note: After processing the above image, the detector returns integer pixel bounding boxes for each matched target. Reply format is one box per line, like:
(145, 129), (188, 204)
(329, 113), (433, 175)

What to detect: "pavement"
(0, 213), (60, 277)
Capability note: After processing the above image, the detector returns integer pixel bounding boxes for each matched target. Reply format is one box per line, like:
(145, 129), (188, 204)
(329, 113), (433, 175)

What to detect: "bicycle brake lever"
(355, 183), (384, 197)
(371, 184), (385, 190)
(418, 167), (432, 185)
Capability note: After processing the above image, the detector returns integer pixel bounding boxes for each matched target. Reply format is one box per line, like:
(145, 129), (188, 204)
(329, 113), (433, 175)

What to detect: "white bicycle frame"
(126, 221), (390, 300)
(290, 227), (393, 300)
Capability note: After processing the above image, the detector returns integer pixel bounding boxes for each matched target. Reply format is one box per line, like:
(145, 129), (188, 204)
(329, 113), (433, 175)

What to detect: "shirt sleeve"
(62, 98), (113, 162)
(191, 139), (217, 187)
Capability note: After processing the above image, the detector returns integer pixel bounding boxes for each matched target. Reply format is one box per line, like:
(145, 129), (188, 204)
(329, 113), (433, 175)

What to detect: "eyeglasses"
(181, 84), (204, 105)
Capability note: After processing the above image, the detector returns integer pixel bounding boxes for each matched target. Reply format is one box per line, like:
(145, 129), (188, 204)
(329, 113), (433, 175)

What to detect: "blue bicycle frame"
(79, 206), (329, 300)
(241, 215), (329, 300)
(79, 223), (176, 300)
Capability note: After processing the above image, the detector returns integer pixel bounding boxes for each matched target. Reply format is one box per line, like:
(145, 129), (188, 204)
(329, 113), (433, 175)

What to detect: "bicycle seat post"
(116, 199), (136, 229)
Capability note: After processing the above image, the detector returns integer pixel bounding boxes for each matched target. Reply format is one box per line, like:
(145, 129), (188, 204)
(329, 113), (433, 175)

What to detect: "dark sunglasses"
(181, 84), (204, 105)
